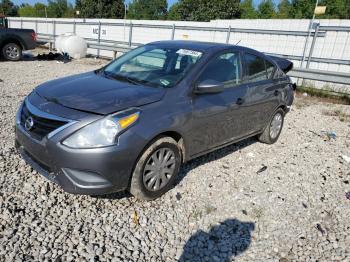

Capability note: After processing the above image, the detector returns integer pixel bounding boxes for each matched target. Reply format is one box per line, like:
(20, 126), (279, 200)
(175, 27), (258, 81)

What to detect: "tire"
(258, 108), (285, 144)
(130, 137), (182, 200)
(2, 43), (22, 61)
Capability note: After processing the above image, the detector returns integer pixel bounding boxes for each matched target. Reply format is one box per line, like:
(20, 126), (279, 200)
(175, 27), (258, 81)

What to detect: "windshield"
(102, 45), (203, 88)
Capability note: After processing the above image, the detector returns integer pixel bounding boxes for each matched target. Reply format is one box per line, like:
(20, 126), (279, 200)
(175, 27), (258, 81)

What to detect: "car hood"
(35, 71), (166, 115)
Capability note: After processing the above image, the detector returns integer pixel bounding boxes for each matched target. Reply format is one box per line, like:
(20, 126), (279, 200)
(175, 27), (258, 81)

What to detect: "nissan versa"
(15, 41), (295, 200)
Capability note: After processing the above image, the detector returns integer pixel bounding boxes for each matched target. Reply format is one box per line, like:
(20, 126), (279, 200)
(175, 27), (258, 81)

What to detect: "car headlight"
(62, 110), (140, 148)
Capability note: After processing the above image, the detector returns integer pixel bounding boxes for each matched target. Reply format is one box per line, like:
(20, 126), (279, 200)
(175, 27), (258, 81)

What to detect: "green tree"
(127, 0), (167, 20)
(0, 0), (18, 16)
(167, 2), (181, 20)
(18, 4), (36, 17)
(290, 0), (350, 19)
(33, 3), (47, 17)
(75, 0), (125, 19)
(18, 0), (75, 18)
(276, 0), (292, 18)
(257, 0), (276, 18)
(173, 0), (240, 22)
(240, 0), (258, 19)
(63, 3), (75, 18)
(290, 0), (316, 18)
(47, 0), (70, 18)
(320, 0), (350, 19)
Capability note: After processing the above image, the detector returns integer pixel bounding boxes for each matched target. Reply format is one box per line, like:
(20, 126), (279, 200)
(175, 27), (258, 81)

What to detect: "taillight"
(31, 32), (37, 41)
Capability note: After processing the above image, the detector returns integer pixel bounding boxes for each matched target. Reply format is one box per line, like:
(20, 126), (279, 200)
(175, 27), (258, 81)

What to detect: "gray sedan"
(15, 40), (294, 200)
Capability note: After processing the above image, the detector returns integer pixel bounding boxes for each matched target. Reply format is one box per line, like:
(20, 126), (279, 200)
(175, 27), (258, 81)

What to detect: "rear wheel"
(258, 108), (285, 144)
(130, 137), (182, 200)
(2, 43), (22, 61)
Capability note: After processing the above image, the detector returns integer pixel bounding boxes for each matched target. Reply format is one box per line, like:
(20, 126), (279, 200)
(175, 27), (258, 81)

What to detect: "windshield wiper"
(102, 71), (163, 88)
(102, 71), (142, 86)
(123, 75), (143, 86)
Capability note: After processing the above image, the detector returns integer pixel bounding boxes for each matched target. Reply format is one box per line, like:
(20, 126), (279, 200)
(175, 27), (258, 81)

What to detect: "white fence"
(7, 17), (350, 94)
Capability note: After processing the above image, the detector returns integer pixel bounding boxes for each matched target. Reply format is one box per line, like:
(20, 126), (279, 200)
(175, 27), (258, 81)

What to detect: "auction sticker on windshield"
(176, 49), (202, 57)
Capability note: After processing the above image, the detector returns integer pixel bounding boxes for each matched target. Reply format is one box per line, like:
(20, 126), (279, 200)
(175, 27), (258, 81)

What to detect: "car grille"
(20, 102), (68, 141)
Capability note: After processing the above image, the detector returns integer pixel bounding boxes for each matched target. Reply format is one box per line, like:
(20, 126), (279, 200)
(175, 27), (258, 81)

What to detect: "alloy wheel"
(5, 45), (20, 59)
(270, 113), (283, 139)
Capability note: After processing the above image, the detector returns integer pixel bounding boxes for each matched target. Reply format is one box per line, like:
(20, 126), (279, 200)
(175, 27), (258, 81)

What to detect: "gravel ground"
(0, 54), (350, 262)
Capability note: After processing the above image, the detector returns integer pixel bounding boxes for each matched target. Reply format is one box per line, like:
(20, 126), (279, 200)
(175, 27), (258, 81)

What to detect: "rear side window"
(244, 53), (267, 82)
(266, 60), (275, 78)
(274, 68), (286, 79)
(197, 51), (242, 87)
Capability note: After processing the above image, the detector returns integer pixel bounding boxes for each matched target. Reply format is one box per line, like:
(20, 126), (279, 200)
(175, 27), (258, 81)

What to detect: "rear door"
(243, 53), (280, 132)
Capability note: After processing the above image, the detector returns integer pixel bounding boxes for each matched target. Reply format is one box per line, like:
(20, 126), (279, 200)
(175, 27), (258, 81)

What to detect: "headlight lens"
(62, 111), (139, 148)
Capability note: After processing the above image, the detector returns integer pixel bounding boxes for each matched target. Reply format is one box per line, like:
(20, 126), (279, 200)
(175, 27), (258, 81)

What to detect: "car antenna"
(234, 40), (241, 46)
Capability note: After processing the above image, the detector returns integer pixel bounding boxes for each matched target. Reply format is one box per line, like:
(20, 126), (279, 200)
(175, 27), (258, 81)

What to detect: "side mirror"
(194, 79), (224, 94)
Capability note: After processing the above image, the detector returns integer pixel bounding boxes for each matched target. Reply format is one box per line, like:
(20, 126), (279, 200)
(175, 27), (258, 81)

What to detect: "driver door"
(188, 50), (250, 156)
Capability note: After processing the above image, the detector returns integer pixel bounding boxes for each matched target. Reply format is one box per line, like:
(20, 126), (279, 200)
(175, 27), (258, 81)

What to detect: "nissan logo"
(24, 116), (34, 131)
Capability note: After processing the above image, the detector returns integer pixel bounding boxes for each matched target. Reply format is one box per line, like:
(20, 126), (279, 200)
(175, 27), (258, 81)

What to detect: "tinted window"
(274, 68), (285, 79)
(198, 51), (242, 86)
(244, 53), (267, 82)
(266, 60), (275, 78)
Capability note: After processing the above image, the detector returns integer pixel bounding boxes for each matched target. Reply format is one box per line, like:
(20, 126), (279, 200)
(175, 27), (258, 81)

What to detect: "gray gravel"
(1, 54), (350, 262)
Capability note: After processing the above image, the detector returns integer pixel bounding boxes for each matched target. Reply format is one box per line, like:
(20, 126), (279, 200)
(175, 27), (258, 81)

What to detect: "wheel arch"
(146, 130), (187, 163)
(127, 130), (187, 191)
(278, 104), (288, 113)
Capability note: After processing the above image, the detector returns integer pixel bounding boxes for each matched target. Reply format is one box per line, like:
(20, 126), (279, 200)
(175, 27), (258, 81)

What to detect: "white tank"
(55, 34), (87, 59)
(55, 33), (73, 53)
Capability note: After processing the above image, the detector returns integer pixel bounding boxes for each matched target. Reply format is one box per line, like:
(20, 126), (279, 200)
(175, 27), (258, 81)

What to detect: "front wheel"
(129, 137), (182, 200)
(2, 43), (22, 61)
(258, 108), (285, 144)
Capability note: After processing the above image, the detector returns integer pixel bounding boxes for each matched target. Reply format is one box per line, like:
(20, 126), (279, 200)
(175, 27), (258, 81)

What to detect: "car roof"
(147, 40), (261, 55)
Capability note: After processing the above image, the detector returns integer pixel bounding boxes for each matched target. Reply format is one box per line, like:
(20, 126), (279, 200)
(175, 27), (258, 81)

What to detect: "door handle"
(236, 98), (244, 105)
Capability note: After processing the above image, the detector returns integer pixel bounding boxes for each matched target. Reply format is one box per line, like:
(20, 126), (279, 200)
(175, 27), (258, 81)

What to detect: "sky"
(12, 0), (278, 7)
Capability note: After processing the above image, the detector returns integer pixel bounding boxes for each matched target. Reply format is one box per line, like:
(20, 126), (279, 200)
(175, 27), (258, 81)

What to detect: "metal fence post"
(73, 21), (76, 34)
(20, 19), (23, 29)
(97, 21), (101, 57)
(171, 24), (175, 40)
(128, 23), (133, 47)
(301, 20), (314, 68)
(306, 23), (320, 69)
(226, 26), (231, 44)
(53, 20), (56, 49)
(35, 20), (38, 33)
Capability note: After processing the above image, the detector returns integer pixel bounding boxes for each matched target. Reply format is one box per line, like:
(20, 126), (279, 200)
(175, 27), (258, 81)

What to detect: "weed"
(192, 209), (203, 220)
(296, 86), (350, 105)
(205, 205), (217, 215)
(322, 109), (350, 122)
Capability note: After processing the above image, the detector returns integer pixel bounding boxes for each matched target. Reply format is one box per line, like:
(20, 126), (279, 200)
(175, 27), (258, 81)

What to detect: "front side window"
(244, 53), (268, 83)
(103, 46), (203, 88)
(197, 51), (242, 87)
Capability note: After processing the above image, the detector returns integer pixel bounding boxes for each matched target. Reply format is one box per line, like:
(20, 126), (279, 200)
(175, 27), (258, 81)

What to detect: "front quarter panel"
(122, 87), (193, 160)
